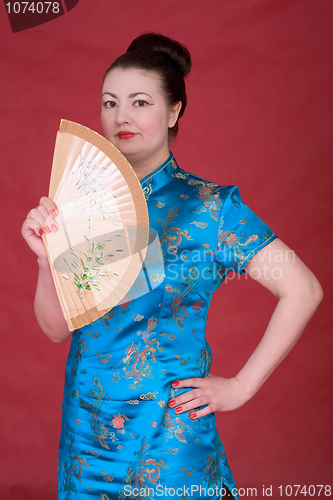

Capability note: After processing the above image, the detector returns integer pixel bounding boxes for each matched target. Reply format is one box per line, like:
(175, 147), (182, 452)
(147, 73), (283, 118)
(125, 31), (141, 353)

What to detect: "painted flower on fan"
(97, 242), (105, 250)
(105, 269), (113, 279)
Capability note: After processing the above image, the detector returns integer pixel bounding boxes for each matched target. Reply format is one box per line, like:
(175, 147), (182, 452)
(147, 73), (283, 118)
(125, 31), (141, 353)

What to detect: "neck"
(126, 150), (171, 181)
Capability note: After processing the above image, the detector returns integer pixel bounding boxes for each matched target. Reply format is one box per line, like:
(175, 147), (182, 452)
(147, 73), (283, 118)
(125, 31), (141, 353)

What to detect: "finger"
(172, 377), (206, 389)
(176, 395), (210, 414)
(39, 196), (58, 217)
(26, 207), (47, 232)
(22, 216), (44, 238)
(35, 204), (50, 220)
(27, 207), (51, 233)
(37, 204), (58, 231)
(168, 388), (206, 409)
(28, 205), (58, 233)
(189, 405), (214, 420)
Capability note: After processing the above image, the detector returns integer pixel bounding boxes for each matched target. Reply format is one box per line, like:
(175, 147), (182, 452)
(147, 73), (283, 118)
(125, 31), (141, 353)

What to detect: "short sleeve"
(217, 186), (277, 274)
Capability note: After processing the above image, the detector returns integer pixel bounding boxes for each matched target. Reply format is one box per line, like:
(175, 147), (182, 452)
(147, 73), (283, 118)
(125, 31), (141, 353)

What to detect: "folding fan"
(43, 120), (149, 331)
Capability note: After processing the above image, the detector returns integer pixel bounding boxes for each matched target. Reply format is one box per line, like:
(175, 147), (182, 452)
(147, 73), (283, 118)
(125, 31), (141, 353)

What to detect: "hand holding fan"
(43, 120), (149, 331)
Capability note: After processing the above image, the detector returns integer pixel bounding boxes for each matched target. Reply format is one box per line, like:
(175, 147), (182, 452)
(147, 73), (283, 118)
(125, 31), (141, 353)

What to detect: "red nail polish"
(50, 210), (57, 217)
(172, 381), (179, 387)
(175, 406), (183, 413)
(190, 412), (197, 420)
(168, 400), (176, 407)
(39, 229), (43, 236)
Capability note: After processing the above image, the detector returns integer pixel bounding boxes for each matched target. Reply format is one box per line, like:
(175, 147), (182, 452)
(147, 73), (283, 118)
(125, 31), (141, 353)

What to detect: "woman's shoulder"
(172, 161), (238, 200)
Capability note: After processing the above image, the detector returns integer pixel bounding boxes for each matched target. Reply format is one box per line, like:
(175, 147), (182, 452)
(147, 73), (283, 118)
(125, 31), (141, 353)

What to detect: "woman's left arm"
(168, 238), (323, 419)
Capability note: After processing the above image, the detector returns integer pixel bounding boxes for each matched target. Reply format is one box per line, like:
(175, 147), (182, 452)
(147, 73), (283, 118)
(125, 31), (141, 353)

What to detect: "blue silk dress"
(58, 153), (277, 499)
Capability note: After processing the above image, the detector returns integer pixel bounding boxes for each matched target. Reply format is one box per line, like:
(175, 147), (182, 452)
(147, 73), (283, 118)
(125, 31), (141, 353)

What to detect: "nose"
(115, 104), (133, 125)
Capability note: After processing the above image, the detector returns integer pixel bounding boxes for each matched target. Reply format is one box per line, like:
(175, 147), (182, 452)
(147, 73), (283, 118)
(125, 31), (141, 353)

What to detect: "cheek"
(141, 113), (168, 138)
(101, 113), (114, 137)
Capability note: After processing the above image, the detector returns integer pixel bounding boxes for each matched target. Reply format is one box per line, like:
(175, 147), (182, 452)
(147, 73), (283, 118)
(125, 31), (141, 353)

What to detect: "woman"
(21, 33), (323, 499)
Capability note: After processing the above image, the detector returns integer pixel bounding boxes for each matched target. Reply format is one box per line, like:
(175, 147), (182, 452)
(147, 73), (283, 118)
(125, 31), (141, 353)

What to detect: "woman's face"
(101, 67), (180, 173)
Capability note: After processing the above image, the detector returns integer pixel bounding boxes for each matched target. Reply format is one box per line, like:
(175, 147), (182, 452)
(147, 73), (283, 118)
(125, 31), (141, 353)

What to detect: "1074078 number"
(278, 485), (331, 496)
(5, 2), (60, 13)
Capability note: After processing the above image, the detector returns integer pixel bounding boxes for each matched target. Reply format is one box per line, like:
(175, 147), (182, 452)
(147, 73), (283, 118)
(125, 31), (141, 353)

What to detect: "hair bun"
(127, 32), (191, 79)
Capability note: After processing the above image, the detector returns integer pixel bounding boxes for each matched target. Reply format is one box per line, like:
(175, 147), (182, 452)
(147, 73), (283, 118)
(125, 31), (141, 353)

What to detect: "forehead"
(102, 67), (163, 95)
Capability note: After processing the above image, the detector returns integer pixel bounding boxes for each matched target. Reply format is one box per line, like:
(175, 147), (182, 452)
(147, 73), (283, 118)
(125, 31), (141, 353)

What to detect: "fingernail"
(44, 226), (51, 233)
(51, 224), (58, 232)
(175, 406), (183, 413)
(39, 229), (43, 236)
(50, 210), (57, 217)
(168, 400), (176, 407)
(190, 412), (197, 420)
(172, 381), (179, 387)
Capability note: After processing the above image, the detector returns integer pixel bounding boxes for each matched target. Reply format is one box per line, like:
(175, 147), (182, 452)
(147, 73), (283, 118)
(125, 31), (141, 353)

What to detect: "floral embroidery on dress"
(152, 200), (165, 208)
(218, 229), (260, 265)
(96, 353), (112, 364)
(202, 428), (229, 490)
(190, 220), (209, 229)
(193, 340), (212, 377)
(142, 183), (153, 201)
(100, 471), (116, 482)
(187, 178), (223, 222)
(79, 377), (114, 450)
(158, 207), (193, 254)
(59, 433), (91, 499)
(122, 437), (168, 491)
(164, 265), (200, 331)
(173, 171), (187, 179)
(161, 409), (194, 444)
(112, 319), (162, 390)
(111, 413), (130, 433)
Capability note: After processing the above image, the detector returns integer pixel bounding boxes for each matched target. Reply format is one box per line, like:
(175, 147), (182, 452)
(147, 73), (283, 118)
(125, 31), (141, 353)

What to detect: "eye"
(134, 100), (149, 107)
(103, 100), (117, 108)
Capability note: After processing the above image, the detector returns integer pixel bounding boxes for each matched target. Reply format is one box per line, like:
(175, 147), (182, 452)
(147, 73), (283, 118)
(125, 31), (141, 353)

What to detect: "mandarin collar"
(140, 152), (179, 201)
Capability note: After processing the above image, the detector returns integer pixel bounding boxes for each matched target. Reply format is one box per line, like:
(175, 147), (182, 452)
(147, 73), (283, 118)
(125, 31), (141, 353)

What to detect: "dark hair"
(103, 33), (191, 141)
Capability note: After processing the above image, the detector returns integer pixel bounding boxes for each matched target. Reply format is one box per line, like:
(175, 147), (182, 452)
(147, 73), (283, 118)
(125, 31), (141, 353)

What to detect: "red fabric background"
(0, 0), (332, 498)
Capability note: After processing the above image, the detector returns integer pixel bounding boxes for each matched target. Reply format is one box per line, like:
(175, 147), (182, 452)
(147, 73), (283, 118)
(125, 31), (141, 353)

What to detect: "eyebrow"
(101, 91), (153, 99)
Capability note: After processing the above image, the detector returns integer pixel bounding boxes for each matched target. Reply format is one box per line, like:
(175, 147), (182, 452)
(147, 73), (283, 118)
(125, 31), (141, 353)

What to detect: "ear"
(168, 101), (182, 128)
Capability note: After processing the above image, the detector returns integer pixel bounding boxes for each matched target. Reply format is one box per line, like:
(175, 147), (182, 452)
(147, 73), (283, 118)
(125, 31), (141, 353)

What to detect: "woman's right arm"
(21, 197), (72, 343)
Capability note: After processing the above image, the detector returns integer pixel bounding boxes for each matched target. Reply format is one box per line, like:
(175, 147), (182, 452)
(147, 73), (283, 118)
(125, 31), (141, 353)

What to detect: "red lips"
(117, 131), (135, 139)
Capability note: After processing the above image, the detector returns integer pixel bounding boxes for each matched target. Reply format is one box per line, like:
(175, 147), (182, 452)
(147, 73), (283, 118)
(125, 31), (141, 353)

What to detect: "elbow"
(49, 334), (71, 344)
(302, 274), (324, 313)
(312, 278), (324, 308)
(40, 325), (72, 343)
